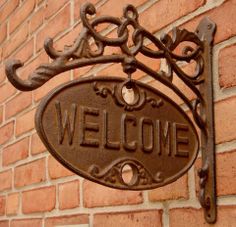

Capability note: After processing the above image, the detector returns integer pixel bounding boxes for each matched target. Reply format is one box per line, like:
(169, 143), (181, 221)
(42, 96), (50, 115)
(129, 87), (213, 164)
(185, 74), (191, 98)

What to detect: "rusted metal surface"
(5, 2), (217, 223)
(196, 18), (217, 224)
(36, 76), (199, 190)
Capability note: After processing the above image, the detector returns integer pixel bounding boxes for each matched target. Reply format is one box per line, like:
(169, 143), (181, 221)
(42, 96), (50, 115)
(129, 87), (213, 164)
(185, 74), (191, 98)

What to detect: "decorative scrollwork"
(89, 159), (164, 189)
(93, 80), (164, 111)
(198, 161), (210, 209)
(5, 2), (212, 131)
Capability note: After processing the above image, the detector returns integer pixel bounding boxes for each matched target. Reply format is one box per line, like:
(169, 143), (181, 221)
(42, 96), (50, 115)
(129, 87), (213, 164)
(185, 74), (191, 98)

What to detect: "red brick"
(219, 43), (236, 89)
(0, 221), (8, 227)
(45, 214), (89, 227)
(6, 193), (19, 215)
(13, 38), (34, 64)
(182, 0), (236, 44)
(29, 7), (45, 34)
(0, 106), (3, 125)
(97, 63), (127, 78)
(74, 65), (93, 78)
(36, 4), (71, 51)
(0, 82), (16, 104)
(36, 0), (44, 6)
(0, 170), (12, 192)
(45, 0), (68, 19)
(16, 108), (36, 136)
(31, 133), (46, 155)
(0, 122), (14, 145)
(9, 0), (35, 34)
(22, 186), (56, 213)
(215, 150), (236, 196)
(149, 174), (188, 202)
(0, 196), (6, 216)
(14, 158), (46, 188)
(139, 0), (205, 34)
(0, 65), (6, 84)
(3, 23), (28, 59)
(94, 210), (162, 227)
(0, 48), (2, 62)
(0, 1), (6, 8)
(48, 155), (74, 179)
(2, 137), (29, 166)
(170, 206), (236, 227)
(11, 219), (42, 227)
(54, 23), (82, 51)
(59, 180), (80, 210)
(96, 0), (144, 18)
(33, 71), (71, 102)
(5, 92), (32, 119)
(83, 180), (143, 208)
(215, 96), (236, 144)
(0, 23), (7, 45)
(0, 0), (20, 24)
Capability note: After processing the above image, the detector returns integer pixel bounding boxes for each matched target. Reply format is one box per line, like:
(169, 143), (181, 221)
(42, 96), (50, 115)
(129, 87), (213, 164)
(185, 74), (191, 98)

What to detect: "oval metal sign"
(36, 76), (199, 190)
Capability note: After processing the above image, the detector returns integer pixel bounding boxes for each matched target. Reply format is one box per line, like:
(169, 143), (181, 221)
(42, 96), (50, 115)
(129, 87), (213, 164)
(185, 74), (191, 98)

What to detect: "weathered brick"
(96, 63), (127, 78)
(0, 82), (16, 104)
(182, 0), (236, 44)
(3, 23), (28, 59)
(9, 0), (35, 34)
(48, 155), (74, 179)
(0, 220), (8, 227)
(45, 0), (68, 19)
(96, 0), (144, 18)
(6, 193), (19, 215)
(13, 38), (34, 64)
(2, 137), (29, 166)
(29, 7), (45, 34)
(5, 92), (32, 119)
(139, 0), (205, 34)
(59, 180), (80, 210)
(219, 43), (236, 89)
(0, 23), (7, 45)
(33, 71), (71, 102)
(170, 206), (236, 227)
(36, 4), (71, 51)
(0, 0), (20, 24)
(0, 196), (6, 216)
(215, 96), (236, 144)
(0, 122), (14, 145)
(31, 133), (46, 155)
(45, 214), (89, 227)
(216, 150), (236, 196)
(0, 170), (12, 192)
(94, 210), (162, 227)
(36, 0), (44, 6)
(11, 219), (42, 227)
(149, 174), (188, 202)
(0, 65), (6, 84)
(16, 108), (36, 136)
(83, 180), (143, 208)
(0, 106), (3, 125)
(14, 158), (46, 188)
(22, 186), (56, 213)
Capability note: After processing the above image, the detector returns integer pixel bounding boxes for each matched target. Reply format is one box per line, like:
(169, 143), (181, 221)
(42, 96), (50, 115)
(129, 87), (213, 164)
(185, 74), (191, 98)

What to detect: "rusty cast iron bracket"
(5, 3), (217, 223)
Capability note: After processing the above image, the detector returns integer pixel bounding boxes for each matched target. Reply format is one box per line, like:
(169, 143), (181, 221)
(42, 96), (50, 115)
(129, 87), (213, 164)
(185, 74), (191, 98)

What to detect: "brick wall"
(0, 0), (236, 226)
